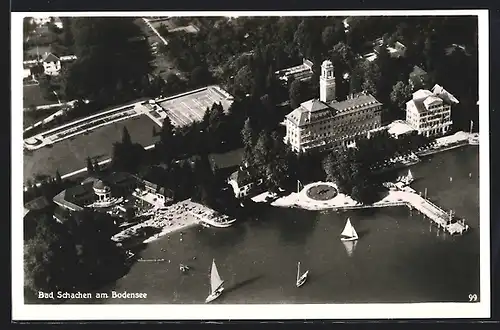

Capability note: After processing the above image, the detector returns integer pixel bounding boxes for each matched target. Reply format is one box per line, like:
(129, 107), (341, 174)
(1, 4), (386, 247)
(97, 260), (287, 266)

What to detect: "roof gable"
(423, 96), (443, 108)
(42, 52), (60, 63)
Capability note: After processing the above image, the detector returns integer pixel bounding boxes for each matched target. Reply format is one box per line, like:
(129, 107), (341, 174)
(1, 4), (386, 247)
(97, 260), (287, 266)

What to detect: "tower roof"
(321, 60), (333, 67)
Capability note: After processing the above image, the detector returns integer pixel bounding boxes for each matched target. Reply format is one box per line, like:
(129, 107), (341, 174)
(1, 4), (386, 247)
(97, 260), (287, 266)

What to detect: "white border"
(12, 10), (490, 320)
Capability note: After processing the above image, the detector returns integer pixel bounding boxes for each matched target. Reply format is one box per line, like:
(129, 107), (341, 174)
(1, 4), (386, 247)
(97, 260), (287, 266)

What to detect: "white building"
(42, 52), (61, 76)
(228, 166), (263, 199)
(275, 58), (314, 83)
(405, 84), (458, 138)
(53, 17), (63, 29)
(284, 60), (383, 153)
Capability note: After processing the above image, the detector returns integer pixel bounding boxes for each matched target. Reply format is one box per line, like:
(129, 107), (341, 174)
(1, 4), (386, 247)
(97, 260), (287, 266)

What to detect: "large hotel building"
(284, 60), (383, 153)
(405, 84), (458, 138)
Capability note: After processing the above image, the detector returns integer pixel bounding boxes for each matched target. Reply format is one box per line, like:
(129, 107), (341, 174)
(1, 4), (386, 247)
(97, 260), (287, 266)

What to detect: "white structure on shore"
(405, 84), (458, 138)
(228, 165), (263, 198)
(284, 60), (383, 153)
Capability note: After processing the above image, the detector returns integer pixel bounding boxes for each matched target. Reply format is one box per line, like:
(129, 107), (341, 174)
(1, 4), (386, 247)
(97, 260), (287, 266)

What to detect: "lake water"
(96, 146), (480, 304)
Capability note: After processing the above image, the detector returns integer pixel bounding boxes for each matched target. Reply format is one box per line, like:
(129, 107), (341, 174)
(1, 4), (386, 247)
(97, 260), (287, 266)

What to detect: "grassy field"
(24, 45), (51, 58)
(23, 84), (58, 108)
(23, 115), (160, 183)
(23, 107), (60, 129)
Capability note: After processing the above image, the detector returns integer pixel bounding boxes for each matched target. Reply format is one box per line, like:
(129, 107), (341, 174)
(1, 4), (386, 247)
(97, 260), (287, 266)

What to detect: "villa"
(228, 165), (263, 199)
(42, 52), (61, 76)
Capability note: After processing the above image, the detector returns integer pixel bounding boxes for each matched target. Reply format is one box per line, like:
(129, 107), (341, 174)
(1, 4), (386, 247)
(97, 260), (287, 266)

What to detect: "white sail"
(341, 218), (358, 240)
(341, 218), (353, 237)
(407, 169), (413, 181)
(297, 262), (301, 282)
(342, 239), (358, 257)
(210, 259), (224, 294)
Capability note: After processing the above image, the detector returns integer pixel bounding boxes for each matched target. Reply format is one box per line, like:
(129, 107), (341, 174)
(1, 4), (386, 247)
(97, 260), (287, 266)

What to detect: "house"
(139, 179), (174, 206)
(405, 84), (459, 138)
(284, 60), (383, 153)
(53, 172), (140, 221)
(23, 68), (32, 79)
(275, 58), (314, 83)
(42, 52), (61, 76)
(30, 17), (51, 26)
(228, 165), (263, 199)
(53, 17), (63, 29)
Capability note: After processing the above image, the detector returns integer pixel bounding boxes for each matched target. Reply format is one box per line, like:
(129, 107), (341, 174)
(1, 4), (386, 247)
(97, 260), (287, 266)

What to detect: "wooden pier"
(403, 193), (469, 235)
(318, 191), (469, 236)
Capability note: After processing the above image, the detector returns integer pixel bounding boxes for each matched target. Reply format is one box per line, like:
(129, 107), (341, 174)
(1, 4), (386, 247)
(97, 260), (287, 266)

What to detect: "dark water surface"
(95, 146), (480, 304)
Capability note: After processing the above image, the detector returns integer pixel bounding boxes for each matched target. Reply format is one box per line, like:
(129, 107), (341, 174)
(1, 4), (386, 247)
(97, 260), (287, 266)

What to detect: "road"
(142, 18), (169, 46)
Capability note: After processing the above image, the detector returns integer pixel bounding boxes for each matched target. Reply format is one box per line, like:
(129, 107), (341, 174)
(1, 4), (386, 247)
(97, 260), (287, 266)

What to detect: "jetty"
(332, 186), (468, 235)
(266, 181), (471, 236)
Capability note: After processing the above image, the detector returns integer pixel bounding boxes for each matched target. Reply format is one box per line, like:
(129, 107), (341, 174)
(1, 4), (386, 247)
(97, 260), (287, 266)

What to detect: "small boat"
(340, 218), (359, 242)
(405, 169), (414, 184)
(205, 259), (225, 303)
(296, 261), (309, 288)
(179, 264), (190, 273)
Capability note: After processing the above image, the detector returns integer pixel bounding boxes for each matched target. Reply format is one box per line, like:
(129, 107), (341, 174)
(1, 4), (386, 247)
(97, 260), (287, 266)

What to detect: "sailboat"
(296, 261), (309, 288)
(205, 259), (225, 303)
(404, 169), (414, 185)
(340, 218), (359, 242)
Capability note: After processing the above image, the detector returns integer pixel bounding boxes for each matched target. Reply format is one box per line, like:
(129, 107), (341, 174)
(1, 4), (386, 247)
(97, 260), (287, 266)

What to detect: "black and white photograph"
(12, 10), (490, 320)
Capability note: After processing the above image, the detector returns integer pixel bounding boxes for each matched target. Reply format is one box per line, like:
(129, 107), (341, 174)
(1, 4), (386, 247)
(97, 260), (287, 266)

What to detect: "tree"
(65, 210), (125, 289)
(121, 126), (132, 146)
(322, 26), (338, 52)
(24, 214), (77, 297)
(189, 65), (212, 87)
(390, 81), (413, 110)
(289, 79), (310, 109)
(241, 117), (254, 150)
(86, 156), (94, 174)
(163, 73), (186, 95)
(241, 118), (255, 165)
(361, 61), (381, 97)
(93, 159), (100, 173)
(253, 130), (272, 175)
(233, 65), (255, 97)
(64, 18), (154, 101)
(55, 170), (62, 185)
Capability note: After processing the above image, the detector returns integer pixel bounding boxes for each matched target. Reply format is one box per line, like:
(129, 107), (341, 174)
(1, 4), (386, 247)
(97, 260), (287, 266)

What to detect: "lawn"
(24, 45), (51, 59)
(23, 115), (159, 183)
(306, 184), (338, 201)
(23, 84), (58, 108)
(23, 107), (60, 129)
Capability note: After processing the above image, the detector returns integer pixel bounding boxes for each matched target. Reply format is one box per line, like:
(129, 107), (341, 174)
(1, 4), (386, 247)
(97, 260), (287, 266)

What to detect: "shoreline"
(112, 200), (203, 246)
(112, 199), (235, 247)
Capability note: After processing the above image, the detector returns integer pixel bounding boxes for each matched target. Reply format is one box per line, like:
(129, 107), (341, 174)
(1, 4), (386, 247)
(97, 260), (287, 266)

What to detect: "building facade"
(228, 166), (263, 199)
(42, 52), (61, 76)
(284, 60), (383, 153)
(405, 84), (458, 138)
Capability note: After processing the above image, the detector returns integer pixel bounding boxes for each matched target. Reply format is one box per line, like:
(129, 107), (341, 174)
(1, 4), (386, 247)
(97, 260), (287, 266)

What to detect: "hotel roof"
(286, 92), (382, 127)
(407, 85), (458, 114)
